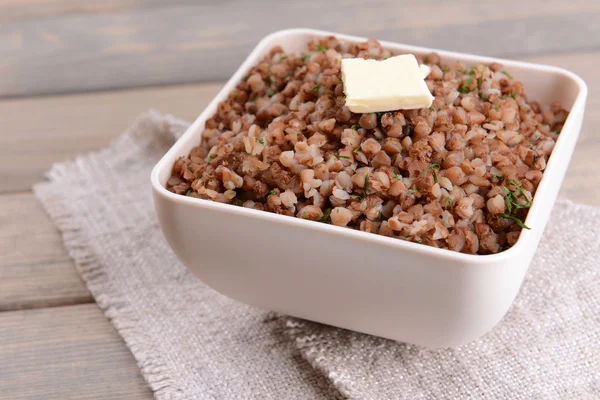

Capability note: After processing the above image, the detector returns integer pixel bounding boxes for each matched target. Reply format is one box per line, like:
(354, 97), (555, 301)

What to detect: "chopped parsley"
(500, 70), (513, 79)
(280, 55), (288, 61)
(492, 174), (503, 182)
(353, 145), (361, 154)
(441, 68), (450, 73)
(429, 105), (436, 112)
(319, 208), (331, 223)
(310, 84), (321, 94)
(266, 75), (273, 85)
(507, 179), (532, 209)
(494, 105), (500, 110)
(300, 55), (310, 62)
(415, 238), (423, 244)
(502, 185), (514, 213)
(468, 67), (476, 75)
(478, 66), (485, 87)
(317, 44), (327, 53)
(502, 186), (515, 213)
(459, 77), (474, 93)
(186, 190), (193, 196)
(509, 93), (516, 100)
(444, 197), (454, 209)
(498, 179), (533, 229)
(352, 173), (370, 202)
(498, 213), (530, 230)
(408, 188), (419, 194)
(207, 155), (213, 163)
(392, 173), (402, 180)
(335, 153), (350, 159)
(268, 189), (277, 196)
(557, 129), (561, 135)
(351, 124), (361, 131)
(231, 92), (240, 98)
(378, 211), (384, 221)
(422, 164), (440, 184)
(302, 211), (307, 219)
(255, 137), (265, 145)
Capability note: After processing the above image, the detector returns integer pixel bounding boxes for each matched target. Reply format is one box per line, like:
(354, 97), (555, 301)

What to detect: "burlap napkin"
(34, 111), (599, 399)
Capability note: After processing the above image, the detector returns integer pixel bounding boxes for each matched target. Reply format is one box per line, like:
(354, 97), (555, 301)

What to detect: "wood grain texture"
(0, 0), (190, 22)
(1, 0), (600, 97)
(0, 192), (92, 311)
(0, 303), (152, 400)
(0, 82), (222, 193)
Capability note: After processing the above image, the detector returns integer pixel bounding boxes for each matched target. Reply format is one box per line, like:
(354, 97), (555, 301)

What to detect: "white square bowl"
(151, 28), (587, 348)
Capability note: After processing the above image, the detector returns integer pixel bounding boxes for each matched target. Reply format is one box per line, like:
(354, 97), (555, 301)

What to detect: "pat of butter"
(342, 55), (434, 113)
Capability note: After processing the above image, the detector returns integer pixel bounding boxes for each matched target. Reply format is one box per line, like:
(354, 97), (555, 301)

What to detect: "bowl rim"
(151, 27), (588, 263)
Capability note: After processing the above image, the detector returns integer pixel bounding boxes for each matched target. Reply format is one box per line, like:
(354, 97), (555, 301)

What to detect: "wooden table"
(1, 1), (599, 398)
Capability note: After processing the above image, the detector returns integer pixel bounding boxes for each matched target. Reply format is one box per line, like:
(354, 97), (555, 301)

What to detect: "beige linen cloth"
(34, 111), (599, 400)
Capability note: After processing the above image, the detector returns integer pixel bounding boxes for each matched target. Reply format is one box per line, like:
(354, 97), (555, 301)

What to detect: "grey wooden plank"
(0, 192), (93, 311)
(1, 0), (600, 97)
(0, 303), (153, 400)
(0, 0), (185, 23)
(0, 82), (222, 193)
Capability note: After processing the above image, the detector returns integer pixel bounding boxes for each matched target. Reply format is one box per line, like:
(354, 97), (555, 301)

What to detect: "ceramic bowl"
(151, 28), (587, 347)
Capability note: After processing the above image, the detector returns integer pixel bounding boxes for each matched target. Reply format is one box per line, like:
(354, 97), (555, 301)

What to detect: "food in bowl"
(166, 36), (568, 255)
